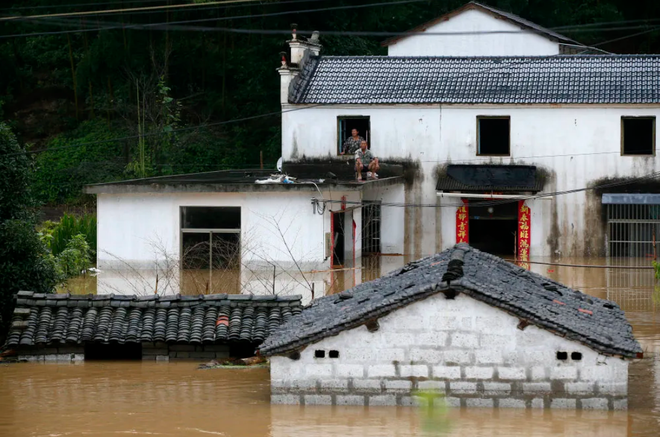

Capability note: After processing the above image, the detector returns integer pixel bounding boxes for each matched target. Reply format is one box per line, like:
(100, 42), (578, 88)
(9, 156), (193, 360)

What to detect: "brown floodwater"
(3, 256), (660, 436)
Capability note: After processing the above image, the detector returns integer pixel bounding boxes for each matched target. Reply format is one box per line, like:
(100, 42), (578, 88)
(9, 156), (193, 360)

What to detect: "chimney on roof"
(277, 25), (322, 105)
(288, 25), (321, 65)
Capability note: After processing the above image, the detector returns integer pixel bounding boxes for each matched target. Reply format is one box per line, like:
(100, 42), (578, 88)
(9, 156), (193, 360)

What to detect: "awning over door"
(436, 164), (543, 193)
(602, 193), (660, 205)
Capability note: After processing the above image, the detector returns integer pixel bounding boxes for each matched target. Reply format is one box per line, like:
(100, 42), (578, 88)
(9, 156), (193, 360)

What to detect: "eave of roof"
(84, 169), (404, 194)
(6, 292), (302, 347)
(259, 244), (642, 358)
(381, 1), (576, 47)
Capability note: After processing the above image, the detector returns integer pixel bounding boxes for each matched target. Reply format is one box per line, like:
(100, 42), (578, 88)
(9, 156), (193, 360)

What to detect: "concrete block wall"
(270, 293), (629, 409)
(142, 343), (231, 361)
(18, 346), (85, 362)
(17, 343), (231, 362)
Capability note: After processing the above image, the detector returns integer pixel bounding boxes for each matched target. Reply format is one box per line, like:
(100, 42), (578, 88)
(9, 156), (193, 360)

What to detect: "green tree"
(0, 122), (58, 338)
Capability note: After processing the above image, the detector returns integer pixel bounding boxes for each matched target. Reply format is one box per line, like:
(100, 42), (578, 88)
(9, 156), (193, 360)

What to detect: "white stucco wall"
(270, 292), (629, 409)
(387, 9), (560, 57)
(282, 104), (660, 257)
(97, 190), (332, 270)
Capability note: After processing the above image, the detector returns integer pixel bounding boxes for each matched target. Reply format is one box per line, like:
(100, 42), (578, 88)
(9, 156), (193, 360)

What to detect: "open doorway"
(468, 200), (518, 255)
(332, 212), (346, 267)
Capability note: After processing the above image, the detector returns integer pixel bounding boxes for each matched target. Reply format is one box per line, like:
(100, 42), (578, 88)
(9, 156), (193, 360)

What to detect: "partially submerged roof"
(84, 168), (403, 194)
(290, 55), (660, 105)
(382, 1), (577, 47)
(436, 164), (544, 193)
(6, 292), (301, 347)
(260, 244), (642, 358)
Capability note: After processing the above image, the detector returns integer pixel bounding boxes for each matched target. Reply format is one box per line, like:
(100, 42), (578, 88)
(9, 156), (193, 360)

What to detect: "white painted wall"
(270, 292), (628, 409)
(387, 9), (559, 57)
(97, 190), (333, 270)
(282, 104), (660, 257)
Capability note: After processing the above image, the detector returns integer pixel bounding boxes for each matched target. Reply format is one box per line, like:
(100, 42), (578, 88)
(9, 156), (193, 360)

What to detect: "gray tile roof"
(381, 1), (576, 47)
(6, 292), (302, 347)
(290, 55), (660, 105)
(436, 164), (544, 193)
(259, 244), (642, 358)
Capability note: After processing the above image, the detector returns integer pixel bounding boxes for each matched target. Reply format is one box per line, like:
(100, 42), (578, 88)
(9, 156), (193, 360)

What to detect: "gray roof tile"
(259, 244), (642, 358)
(6, 293), (302, 347)
(291, 55), (660, 105)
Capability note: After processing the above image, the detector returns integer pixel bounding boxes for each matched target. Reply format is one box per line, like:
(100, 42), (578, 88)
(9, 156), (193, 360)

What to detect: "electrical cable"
(0, 0), (264, 21)
(315, 170), (660, 209)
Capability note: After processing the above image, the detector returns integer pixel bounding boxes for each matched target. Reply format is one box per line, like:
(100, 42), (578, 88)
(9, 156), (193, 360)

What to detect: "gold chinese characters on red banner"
(518, 201), (531, 269)
(456, 202), (469, 244)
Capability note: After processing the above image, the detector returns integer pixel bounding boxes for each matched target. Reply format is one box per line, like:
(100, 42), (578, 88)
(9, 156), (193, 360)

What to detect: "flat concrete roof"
(84, 169), (403, 194)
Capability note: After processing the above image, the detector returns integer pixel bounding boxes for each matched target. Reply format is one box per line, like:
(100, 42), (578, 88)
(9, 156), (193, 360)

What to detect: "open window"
(180, 207), (241, 270)
(477, 116), (510, 156)
(338, 116), (370, 155)
(622, 117), (655, 156)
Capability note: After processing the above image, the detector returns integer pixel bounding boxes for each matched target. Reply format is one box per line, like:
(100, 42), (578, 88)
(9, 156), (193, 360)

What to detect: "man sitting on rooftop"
(355, 140), (379, 181)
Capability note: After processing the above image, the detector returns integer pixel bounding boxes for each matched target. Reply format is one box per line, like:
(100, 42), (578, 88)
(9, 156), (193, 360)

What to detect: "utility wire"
(318, 170), (660, 209)
(0, 0), (167, 12)
(0, 0), (264, 21)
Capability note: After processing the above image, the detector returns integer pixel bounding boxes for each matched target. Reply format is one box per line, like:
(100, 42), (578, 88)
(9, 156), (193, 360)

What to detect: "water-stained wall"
(281, 104), (660, 257)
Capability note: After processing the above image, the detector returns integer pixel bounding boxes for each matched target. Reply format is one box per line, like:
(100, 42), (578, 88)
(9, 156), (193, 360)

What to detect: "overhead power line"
(0, 0), (263, 21)
(318, 170), (660, 210)
(0, 0), (167, 12)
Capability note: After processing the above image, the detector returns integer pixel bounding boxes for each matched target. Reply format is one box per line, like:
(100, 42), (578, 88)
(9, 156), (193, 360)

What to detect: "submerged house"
(260, 244), (642, 409)
(279, 1), (660, 259)
(6, 292), (301, 361)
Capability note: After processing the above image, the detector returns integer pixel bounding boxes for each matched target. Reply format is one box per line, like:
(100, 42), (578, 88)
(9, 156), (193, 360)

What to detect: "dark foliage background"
(0, 0), (659, 206)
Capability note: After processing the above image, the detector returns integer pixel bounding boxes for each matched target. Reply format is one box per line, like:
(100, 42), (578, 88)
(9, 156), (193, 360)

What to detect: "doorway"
(332, 212), (346, 266)
(468, 200), (518, 255)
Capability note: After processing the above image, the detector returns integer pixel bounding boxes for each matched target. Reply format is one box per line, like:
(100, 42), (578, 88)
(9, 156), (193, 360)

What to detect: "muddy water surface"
(1, 257), (659, 436)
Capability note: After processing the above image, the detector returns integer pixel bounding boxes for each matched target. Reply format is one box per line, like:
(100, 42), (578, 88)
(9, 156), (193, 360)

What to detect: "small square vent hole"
(556, 351), (568, 360)
(329, 350), (340, 358)
(571, 352), (582, 361)
(314, 350), (325, 358)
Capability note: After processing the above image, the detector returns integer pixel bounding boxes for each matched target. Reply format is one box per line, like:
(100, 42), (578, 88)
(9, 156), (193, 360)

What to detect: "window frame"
(476, 115), (511, 157)
(179, 206), (241, 270)
(337, 115), (371, 156)
(621, 116), (656, 157)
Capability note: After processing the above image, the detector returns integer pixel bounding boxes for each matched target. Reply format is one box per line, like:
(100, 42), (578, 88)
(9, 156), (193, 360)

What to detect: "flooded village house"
(260, 244), (642, 410)
(85, 2), (660, 295)
(279, 1), (660, 260)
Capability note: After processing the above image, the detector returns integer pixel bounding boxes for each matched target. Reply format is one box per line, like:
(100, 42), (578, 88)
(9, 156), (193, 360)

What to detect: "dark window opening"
(362, 202), (381, 254)
(338, 116), (370, 155)
(478, 117), (510, 155)
(181, 207), (241, 271)
(556, 351), (568, 360)
(468, 200), (518, 255)
(85, 343), (142, 360)
(181, 206), (241, 230)
(315, 350), (326, 358)
(329, 350), (340, 358)
(571, 352), (582, 361)
(622, 117), (655, 155)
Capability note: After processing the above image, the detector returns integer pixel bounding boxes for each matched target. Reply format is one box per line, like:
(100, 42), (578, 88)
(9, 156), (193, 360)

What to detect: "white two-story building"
(88, 2), (660, 299)
(279, 1), (660, 260)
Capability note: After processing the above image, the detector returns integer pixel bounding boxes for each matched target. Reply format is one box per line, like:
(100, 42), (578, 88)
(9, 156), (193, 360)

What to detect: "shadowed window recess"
(478, 116), (510, 156)
(622, 116), (655, 155)
(338, 116), (370, 154)
(180, 207), (241, 270)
